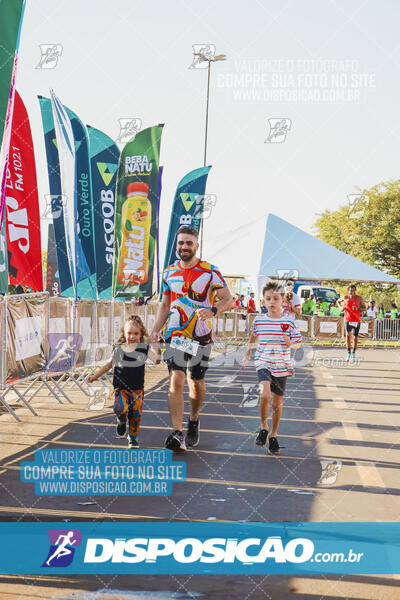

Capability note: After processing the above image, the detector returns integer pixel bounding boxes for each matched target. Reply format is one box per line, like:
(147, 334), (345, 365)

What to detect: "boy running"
(242, 282), (302, 455)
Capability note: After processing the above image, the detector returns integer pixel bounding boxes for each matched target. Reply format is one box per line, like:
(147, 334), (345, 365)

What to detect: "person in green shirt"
(376, 303), (385, 320)
(390, 303), (398, 320)
(302, 296), (315, 315)
(329, 300), (342, 317)
(313, 297), (325, 317)
(321, 300), (329, 314)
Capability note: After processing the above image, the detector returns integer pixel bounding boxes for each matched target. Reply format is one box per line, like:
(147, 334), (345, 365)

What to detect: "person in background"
(338, 284), (366, 363)
(366, 300), (378, 318)
(390, 302), (398, 320)
(330, 300), (342, 317)
(302, 295), (315, 315)
(282, 279), (301, 322)
(260, 298), (268, 314)
(377, 303), (385, 320)
(313, 297), (326, 316)
(239, 294), (245, 308)
(247, 292), (257, 314)
(320, 298), (330, 314)
(233, 294), (242, 310)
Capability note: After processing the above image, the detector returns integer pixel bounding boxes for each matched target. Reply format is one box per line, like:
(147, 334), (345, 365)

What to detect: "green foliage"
(313, 179), (400, 279)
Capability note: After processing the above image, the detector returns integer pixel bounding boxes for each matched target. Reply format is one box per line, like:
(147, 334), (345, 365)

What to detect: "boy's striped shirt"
(251, 314), (302, 377)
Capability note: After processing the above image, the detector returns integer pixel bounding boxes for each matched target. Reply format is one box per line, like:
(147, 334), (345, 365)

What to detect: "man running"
(150, 225), (233, 452)
(338, 284), (366, 362)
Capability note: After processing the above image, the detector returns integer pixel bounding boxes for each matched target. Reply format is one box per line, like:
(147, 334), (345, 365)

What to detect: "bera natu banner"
(113, 124), (163, 298)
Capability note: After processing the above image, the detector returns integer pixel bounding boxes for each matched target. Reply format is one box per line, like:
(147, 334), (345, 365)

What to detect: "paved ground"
(0, 345), (399, 599)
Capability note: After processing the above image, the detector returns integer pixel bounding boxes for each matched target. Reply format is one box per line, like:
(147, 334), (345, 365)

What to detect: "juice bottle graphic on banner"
(117, 182), (151, 285)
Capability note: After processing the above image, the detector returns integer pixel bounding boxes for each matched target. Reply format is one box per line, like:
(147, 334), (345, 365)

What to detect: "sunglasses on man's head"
(286, 282), (294, 287)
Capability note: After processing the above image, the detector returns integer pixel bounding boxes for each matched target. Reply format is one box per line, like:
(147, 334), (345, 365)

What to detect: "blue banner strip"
(0, 522), (399, 574)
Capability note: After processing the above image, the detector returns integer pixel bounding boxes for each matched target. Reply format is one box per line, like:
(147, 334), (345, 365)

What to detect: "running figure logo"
(115, 118), (142, 144)
(189, 44), (216, 69)
(240, 384), (261, 407)
(265, 119), (292, 143)
(42, 529), (82, 567)
(36, 44), (63, 69)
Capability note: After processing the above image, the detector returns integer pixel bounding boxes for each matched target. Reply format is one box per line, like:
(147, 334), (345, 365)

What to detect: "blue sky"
(17, 0), (400, 274)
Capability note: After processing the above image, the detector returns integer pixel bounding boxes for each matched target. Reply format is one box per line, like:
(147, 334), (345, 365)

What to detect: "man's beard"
(178, 247), (196, 262)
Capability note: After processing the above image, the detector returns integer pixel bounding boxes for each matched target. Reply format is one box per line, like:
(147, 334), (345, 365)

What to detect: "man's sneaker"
(255, 429), (268, 446)
(351, 352), (356, 363)
(165, 430), (186, 453)
(268, 436), (280, 455)
(116, 417), (127, 437)
(346, 351), (351, 362)
(185, 419), (200, 447)
(128, 436), (139, 449)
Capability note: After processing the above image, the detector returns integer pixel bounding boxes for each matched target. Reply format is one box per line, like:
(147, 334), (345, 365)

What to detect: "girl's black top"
(112, 343), (149, 392)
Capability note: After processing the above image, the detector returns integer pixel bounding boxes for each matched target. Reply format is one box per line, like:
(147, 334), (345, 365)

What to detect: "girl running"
(88, 315), (160, 448)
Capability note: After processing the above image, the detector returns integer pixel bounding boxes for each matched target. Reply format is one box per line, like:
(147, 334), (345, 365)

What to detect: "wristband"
(210, 306), (218, 316)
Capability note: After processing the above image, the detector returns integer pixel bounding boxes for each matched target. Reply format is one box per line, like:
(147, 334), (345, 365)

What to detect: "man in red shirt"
(247, 292), (257, 314)
(338, 284), (366, 362)
(151, 225), (233, 452)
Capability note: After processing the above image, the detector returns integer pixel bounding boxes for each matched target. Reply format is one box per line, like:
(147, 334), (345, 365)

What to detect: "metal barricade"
(295, 315), (312, 339)
(6, 293), (49, 384)
(358, 317), (374, 339)
(144, 303), (156, 334)
(312, 316), (342, 339)
(112, 300), (125, 343)
(223, 312), (236, 337)
(374, 318), (400, 340)
(95, 300), (112, 363)
(76, 299), (96, 367)
(235, 311), (248, 338)
(0, 293), (50, 420)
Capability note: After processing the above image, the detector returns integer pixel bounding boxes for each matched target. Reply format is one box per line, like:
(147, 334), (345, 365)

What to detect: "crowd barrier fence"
(0, 296), (398, 421)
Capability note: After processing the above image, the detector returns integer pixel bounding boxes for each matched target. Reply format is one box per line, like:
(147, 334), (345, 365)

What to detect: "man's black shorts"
(256, 368), (287, 396)
(346, 322), (361, 336)
(164, 341), (212, 380)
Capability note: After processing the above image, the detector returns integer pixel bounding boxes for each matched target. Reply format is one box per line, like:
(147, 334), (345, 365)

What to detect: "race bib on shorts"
(348, 321), (359, 327)
(170, 336), (200, 356)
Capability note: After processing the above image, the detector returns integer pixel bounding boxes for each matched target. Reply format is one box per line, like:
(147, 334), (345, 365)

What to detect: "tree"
(313, 179), (400, 278)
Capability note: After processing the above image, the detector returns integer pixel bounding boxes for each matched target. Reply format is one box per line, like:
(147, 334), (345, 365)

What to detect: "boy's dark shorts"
(257, 368), (287, 396)
(346, 322), (361, 336)
(164, 341), (212, 380)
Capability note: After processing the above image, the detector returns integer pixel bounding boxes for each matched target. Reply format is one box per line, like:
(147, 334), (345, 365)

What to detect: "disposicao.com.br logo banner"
(0, 522), (400, 575)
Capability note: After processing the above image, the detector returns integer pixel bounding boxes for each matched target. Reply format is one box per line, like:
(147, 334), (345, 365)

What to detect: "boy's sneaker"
(116, 418), (127, 437)
(268, 436), (280, 455)
(185, 419), (200, 447)
(255, 429), (268, 446)
(165, 430), (186, 453)
(128, 436), (139, 449)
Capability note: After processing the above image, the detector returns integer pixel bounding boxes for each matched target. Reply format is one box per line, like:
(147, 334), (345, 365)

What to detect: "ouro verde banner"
(113, 125), (163, 298)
